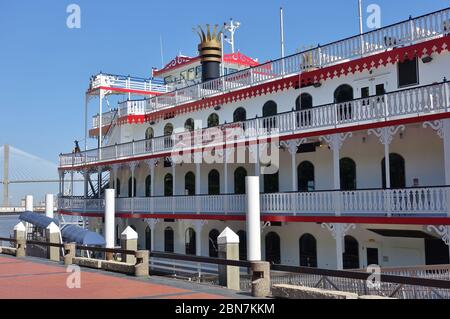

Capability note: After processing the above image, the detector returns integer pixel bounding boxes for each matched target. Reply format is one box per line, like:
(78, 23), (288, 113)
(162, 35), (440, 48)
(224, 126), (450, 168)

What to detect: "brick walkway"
(0, 255), (250, 299)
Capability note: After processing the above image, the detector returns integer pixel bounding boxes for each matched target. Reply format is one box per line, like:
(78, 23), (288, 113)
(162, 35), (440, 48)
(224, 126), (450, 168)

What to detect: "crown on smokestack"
(195, 24), (223, 64)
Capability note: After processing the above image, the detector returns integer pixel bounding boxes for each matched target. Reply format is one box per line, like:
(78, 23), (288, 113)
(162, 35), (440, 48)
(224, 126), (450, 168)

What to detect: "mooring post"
(64, 243), (76, 265)
(13, 222), (26, 258)
(134, 250), (149, 277)
(46, 222), (61, 262)
(121, 226), (137, 264)
(218, 227), (240, 291)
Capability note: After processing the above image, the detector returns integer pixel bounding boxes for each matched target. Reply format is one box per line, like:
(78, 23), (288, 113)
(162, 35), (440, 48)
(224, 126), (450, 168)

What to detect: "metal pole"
(221, 33), (225, 77)
(84, 95), (88, 152)
(280, 7), (285, 60)
(98, 91), (103, 160)
(3, 145), (9, 207)
(358, 0), (365, 56)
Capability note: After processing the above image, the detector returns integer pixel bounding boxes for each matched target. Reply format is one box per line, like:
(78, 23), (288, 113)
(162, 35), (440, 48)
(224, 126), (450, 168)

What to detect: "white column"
(223, 148), (228, 213)
(194, 220), (205, 256)
(61, 172), (66, 196)
(368, 126), (405, 189)
(195, 153), (201, 214)
(104, 189), (115, 249)
(322, 223), (356, 270)
(281, 139), (307, 192)
(111, 165), (119, 196)
(98, 90), (103, 160)
(172, 160), (176, 214)
(130, 162), (137, 214)
(423, 120), (450, 216)
(320, 133), (352, 215)
(25, 195), (33, 212)
(246, 176), (261, 261)
(45, 194), (54, 219)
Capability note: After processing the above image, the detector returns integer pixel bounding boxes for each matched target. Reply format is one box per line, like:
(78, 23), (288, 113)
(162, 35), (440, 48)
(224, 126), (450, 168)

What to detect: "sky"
(0, 0), (449, 163)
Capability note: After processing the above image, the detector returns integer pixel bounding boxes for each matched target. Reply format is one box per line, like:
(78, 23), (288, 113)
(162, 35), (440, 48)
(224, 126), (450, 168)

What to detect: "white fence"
(58, 187), (449, 217)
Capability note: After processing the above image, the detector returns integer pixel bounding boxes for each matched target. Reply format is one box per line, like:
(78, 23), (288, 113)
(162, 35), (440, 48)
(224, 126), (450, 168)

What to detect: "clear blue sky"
(0, 0), (448, 163)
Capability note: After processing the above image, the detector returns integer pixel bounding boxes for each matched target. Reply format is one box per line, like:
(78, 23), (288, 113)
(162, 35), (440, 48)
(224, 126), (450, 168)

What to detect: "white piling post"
(104, 189), (115, 250)
(25, 195), (33, 212)
(45, 194), (54, 219)
(246, 176), (261, 261)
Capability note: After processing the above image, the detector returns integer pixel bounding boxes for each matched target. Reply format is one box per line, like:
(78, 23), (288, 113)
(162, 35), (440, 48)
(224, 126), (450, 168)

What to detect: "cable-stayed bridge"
(0, 145), (82, 207)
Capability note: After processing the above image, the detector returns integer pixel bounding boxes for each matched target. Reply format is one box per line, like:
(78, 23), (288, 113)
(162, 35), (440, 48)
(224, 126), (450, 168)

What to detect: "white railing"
(92, 109), (118, 129)
(127, 8), (450, 115)
(58, 187), (449, 218)
(61, 82), (450, 168)
(88, 73), (171, 94)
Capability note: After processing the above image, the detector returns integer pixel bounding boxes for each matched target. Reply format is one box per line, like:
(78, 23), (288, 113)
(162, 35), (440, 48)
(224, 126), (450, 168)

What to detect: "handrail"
(270, 264), (450, 290)
(116, 7), (450, 116)
(60, 80), (450, 167)
(150, 251), (252, 268)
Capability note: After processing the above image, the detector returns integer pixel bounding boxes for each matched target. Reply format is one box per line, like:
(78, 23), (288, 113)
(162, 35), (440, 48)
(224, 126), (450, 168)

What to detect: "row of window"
(115, 153), (406, 197)
(147, 227), (360, 268)
(147, 57), (421, 141)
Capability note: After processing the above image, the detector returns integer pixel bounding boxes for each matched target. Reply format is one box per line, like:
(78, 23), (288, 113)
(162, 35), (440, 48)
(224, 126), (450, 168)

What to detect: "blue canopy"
(61, 225), (106, 246)
(19, 211), (59, 229)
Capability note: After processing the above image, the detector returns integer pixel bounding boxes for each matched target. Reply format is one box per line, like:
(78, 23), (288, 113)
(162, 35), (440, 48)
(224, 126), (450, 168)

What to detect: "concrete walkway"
(0, 255), (253, 299)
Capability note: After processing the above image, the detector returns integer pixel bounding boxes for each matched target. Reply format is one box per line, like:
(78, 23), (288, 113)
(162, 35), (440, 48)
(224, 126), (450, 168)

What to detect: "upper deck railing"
(61, 81), (450, 168)
(91, 8), (450, 118)
(88, 73), (172, 95)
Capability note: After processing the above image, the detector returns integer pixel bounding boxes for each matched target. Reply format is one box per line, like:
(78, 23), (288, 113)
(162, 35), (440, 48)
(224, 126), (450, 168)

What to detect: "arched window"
(263, 101), (278, 117)
(334, 84), (354, 121)
(382, 153), (406, 189)
(207, 113), (220, 128)
(208, 170), (220, 195)
(184, 172), (195, 196)
(343, 236), (360, 269)
(340, 158), (357, 191)
(233, 107), (247, 122)
(128, 177), (136, 198)
(296, 93), (313, 127)
(184, 118), (195, 132)
(264, 172), (279, 193)
(298, 161), (315, 192)
(234, 167), (247, 195)
(185, 228), (196, 255)
(164, 173), (173, 197)
(237, 230), (247, 261)
(115, 178), (121, 198)
(164, 123), (174, 148)
(145, 226), (151, 251)
(265, 232), (281, 264)
(299, 234), (317, 267)
(164, 227), (174, 253)
(208, 229), (220, 258)
(295, 93), (313, 111)
(145, 127), (154, 151)
(262, 101), (278, 130)
(145, 175), (151, 197)
(145, 127), (154, 139)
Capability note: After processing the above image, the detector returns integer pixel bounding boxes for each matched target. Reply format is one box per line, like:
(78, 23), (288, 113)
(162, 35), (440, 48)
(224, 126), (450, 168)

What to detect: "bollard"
(64, 243), (76, 266)
(134, 250), (149, 277)
(251, 261), (271, 298)
(46, 222), (61, 262)
(121, 226), (138, 264)
(218, 227), (240, 291)
(14, 222), (26, 258)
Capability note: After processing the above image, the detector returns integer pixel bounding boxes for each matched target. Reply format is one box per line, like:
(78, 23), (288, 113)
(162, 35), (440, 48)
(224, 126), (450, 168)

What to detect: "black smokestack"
(196, 24), (222, 82)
